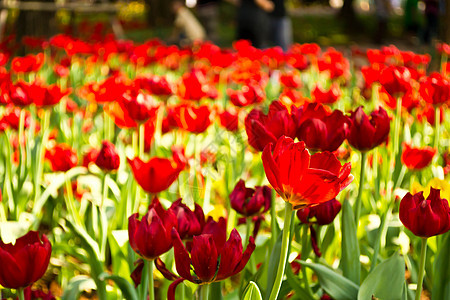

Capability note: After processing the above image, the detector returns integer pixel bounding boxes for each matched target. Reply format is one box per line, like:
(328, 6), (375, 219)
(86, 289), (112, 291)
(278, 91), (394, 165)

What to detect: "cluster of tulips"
(0, 34), (449, 300)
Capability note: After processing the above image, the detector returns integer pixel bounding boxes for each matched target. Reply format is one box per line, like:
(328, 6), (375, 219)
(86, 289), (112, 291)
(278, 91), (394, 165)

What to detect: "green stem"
(301, 225), (313, 295)
(99, 173), (109, 261)
(354, 151), (367, 224)
(18, 288), (25, 300)
(140, 260), (149, 300)
(148, 260), (155, 300)
(415, 238), (428, 300)
(139, 123), (145, 158)
(434, 106), (440, 151)
(269, 202), (293, 300)
(200, 284), (210, 300)
(132, 129), (139, 158)
(245, 217), (252, 246)
(270, 189), (278, 251)
(64, 172), (82, 227)
(393, 96), (403, 158)
(35, 108), (51, 204)
(18, 108), (26, 185)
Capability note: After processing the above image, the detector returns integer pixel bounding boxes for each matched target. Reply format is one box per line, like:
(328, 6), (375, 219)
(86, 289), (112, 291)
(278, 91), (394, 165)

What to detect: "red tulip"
(280, 71), (302, 88)
(228, 81), (265, 107)
(10, 81), (33, 107)
(30, 83), (70, 107)
(45, 143), (78, 172)
(11, 53), (44, 73)
(401, 143), (436, 170)
(219, 108), (239, 132)
(312, 83), (341, 104)
(230, 180), (271, 217)
(245, 101), (297, 151)
(347, 106), (390, 152)
(81, 74), (129, 104)
(296, 107), (350, 152)
(128, 198), (178, 260)
(171, 103), (212, 134)
(399, 188), (450, 237)
(262, 136), (353, 209)
(169, 199), (205, 240)
(135, 75), (173, 96)
(95, 141), (120, 171)
(171, 227), (255, 284)
(177, 69), (217, 101)
(419, 72), (450, 106)
(379, 66), (412, 97)
(0, 231), (52, 289)
(0, 105), (31, 130)
(128, 155), (183, 194)
(82, 148), (100, 168)
(297, 198), (342, 225)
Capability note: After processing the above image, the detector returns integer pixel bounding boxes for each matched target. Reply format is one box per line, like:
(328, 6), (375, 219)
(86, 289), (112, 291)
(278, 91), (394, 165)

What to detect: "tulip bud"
(230, 180), (271, 217)
(95, 141), (120, 171)
(399, 188), (450, 238)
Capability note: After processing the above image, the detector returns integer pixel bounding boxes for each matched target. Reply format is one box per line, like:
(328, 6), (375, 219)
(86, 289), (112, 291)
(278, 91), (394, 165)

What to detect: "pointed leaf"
(99, 273), (138, 300)
(301, 260), (359, 300)
(358, 253), (405, 300)
(340, 199), (360, 284)
(243, 281), (263, 300)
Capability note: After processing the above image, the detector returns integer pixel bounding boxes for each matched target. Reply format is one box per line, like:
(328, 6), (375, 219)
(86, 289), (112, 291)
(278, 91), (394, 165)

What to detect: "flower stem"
(64, 172), (82, 227)
(148, 260), (155, 300)
(415, 238), (428, 300)
(200, 284), (210, 300)
(18, 288), (25, 300)
(434, 106), (440, 151)
(269, 202), (293, 300)
(35, 108), (51, 204)
(354, 151), (367, 224)
(139, 123), (145, 158)
(245, 217), (252, 246)
(270, 189), (278, 251)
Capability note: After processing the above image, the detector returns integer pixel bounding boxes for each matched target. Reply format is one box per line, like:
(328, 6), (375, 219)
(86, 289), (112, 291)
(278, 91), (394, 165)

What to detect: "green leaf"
(301, 260), (359, 300)
(243, 281), (263, 300)
(285, 260), (315, 300)
(211, 281), (223, 300)
(264, 230), (283, 299)
(432, 232), (450, 299)
(358, 252), (405, 300)
(340, 199), (360, 284)
(62, 275), (97, 300)
(99, 273), (138, 300)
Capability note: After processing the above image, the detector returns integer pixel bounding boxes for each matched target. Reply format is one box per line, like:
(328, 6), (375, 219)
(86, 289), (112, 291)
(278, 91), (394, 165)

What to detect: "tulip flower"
(95, 141), (120, 171)
(0, 231), (52, 290)
(11, 53), (44, 73)
(419, 72), (450, 106)
(296, 107), (350, 152)
(297, 198), (342, 257)
(245, 101), (297, 152)
(230, 179), (271, 217)
(347, 106), (390, 152)
(379, 65), (412, 97)
(127, 155), (184, 194)
(400, 188), (450, 238)
(29, 83), (70, 107)
(169, 199), (205, 240)
(128, 198), (178, 260)
(169, 227), (255, 298)
(401, 143), (436, 170)
(228, 81), (265, 107)
(219, 109), (239, 132)
(10, 81), (33, 107)
(45, 143), (78, 172)
(399, 188), (450, 300)
(311, 83), (341, 104)
(262, 136), (353, 209)
(170, 103), (212, 134)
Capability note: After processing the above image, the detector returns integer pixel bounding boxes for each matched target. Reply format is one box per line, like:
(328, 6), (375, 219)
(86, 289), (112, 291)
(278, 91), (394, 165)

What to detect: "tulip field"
(1, 35), (450, 300)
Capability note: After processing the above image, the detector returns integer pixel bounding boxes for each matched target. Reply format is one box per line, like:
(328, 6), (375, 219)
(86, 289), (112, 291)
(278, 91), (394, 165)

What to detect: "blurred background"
(1, 0), (449, 52)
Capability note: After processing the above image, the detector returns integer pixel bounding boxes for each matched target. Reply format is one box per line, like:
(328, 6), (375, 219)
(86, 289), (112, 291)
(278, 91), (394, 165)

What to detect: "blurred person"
(269, 0), (292, 51)
(374, 0), (393, 44)
(237, 0), (274, 48)
(421, 0), (439, 44)
(169, 0), (206, 45)
(196, 0), (220, 44)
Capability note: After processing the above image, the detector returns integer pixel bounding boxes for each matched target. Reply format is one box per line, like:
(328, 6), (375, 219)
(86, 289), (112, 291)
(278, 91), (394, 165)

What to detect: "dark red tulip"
(95, 141), (120, 171)
(171, 227), (255, 284)
(128, 198), (178, 260)
(10, 81), (33, 107)
(230, 180), (271, 217)
(0, 105), (31, 130)
(0, 231), (52, 289)
(82, 148), (100, 168)
(280, 71), (302, 88)
(45, 143), (78, 172)
(128, 155), (183, 194)
(262, 136), (353, 209)
(401, 143), (436, 170)
(399, 188), (450, 238)
(347, 106), (390, 152)
(169, 199), (205, 240)
(296, 107), (350, 152)
(245, 101), (297, 152)
(297, 198), (342, 225)
(419, 72), (450, 106)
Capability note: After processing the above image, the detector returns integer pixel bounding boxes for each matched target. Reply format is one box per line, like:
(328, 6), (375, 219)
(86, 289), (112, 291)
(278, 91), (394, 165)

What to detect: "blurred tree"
(145, 0), (173, 26)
